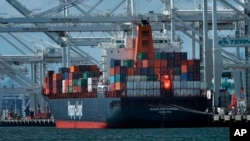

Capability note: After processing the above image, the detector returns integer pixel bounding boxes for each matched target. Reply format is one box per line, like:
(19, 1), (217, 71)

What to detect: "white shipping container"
(153, 89), (160, 96)
(62, 80), (66, 85)
(174, 89), (181, 96)
(193, 81), (200, 89)
(140, 81), (147, 89)
(134, 89), (140, 96)
(127, 89), (134, 96)
(173, 81), (181, 89)
(134, 81), (140, 89)
(127, 76), (134, 81)
(134, 75), (140, 81)
(146, 81), (154, 89)
(88, 77), (98, 85)
(142, 89), (147, 95)
(139, 75), (147, 81)
(181, 81), (187, 88)
(62, 88), (65, 93)
(187, 81), (194, 89)
(87, 84), (97, 92)
(146, 89), (154, 96)
(153, 81), (160, 89)
(193, 89), (200, 95)
(127, 81), (134, 89)
(200, 81), (207, 89)
(174, 75), (180, 81)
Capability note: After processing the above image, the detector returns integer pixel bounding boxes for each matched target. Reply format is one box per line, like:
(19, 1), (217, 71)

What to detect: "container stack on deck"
(108, 51), (206, 97)
(43, 65), (100, 95)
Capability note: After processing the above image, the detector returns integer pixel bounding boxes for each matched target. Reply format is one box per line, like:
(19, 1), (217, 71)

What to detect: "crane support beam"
(0, 23), (239, 32)
(0, 13), (243, 24)
(0, 88), (41, 94)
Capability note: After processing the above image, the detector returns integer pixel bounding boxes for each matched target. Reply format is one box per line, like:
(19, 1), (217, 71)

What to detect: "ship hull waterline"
(45, 94), (210, 129)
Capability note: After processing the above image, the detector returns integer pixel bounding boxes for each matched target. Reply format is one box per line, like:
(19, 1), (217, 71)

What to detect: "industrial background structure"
(0, 0), (249, 121)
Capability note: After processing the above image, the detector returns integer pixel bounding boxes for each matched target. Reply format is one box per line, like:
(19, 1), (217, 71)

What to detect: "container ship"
(43, 21), (210, 128)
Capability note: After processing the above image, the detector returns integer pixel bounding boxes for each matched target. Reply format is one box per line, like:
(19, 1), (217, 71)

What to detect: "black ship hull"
(46, 94), (209, 128)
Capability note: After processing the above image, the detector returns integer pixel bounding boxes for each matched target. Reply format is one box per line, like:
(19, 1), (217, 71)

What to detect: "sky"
(0, 0), (242, 65)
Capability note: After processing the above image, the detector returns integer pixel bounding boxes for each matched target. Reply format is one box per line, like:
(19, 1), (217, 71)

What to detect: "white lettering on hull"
(68, 101), (83, 119)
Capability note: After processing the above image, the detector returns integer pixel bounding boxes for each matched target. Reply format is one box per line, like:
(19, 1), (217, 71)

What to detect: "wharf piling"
(209, 114), (250, 126)
(0, 119), (55, 127)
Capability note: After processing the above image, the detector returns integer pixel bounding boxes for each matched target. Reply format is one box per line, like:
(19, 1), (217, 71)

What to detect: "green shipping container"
(115, 74), (126, 82)
(83, 71), (94, 79)
(123, 60), (134, 68)
(147, 75), (157, 81)
(78, 78), (87, 86)
(137, 52), (148, 60)
(73, 79), (78, 86)
(68, 86), (73, 93)
(173, 67), (181, 75)
(155, 52), (162, 59)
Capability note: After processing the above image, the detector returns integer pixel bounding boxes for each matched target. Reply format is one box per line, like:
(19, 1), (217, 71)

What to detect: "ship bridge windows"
(153, 40), (168, 43)
(142, 40), (149, 47)
(142, 31), (149, 37)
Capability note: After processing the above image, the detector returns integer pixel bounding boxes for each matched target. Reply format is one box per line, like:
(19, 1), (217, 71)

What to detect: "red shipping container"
(154, 67), (161, 75)
(127, 68), (134, 75)
(109, 83), (115, 91)
(135, 60), (143, 68)
(70, 66), (80, 72)
(148, 52), (155, 60)
(52, 88), (62, 94)
(160, 60), (167, 68)
(110, 68), (115, 76)
(78, 87), (87, 93)
(68, 72), (73, 80)
(188, 59), (200, 66)
(154, 60), (161, 68)
(115, 82), (126, 90)
(53, 73), (62, 80)
(181, 60), (187, 65)
(63, 80), (69, 86)
(142, 60), (148, 68)
(69, 79), (73, 86)
(44, 77), (48, 83)
(73, 86), (78, 93)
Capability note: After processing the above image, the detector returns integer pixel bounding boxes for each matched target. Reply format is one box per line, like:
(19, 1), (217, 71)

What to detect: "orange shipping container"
(69, 79), (73, 86)
(44, 77), (48, 83)
(110, 68), (115, 76)
(90, 65), (98, 72)
(181, 65), (188, 73)
(142, 60), (154, 68)
(154, 67), (161, 75)
(53, 73), (62, 80)
(142, 60), (148, 68)
(73, 86), (78, 93)
(115, 82), (126, 90)
(70, 66), (80, 72)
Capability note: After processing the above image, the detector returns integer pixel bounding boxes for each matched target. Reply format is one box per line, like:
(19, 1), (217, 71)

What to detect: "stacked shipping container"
(43, 65), (100, 95)
(109, 51), (205, 97)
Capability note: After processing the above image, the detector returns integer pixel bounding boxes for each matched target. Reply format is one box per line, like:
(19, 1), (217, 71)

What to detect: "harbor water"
(0, 127), (229, 141)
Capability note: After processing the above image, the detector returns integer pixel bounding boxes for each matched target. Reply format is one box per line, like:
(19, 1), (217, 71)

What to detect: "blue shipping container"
(109, 76), (115, 83)
(181, 73), (188, 81)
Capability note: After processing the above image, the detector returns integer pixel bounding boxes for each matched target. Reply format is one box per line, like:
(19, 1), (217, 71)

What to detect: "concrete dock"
(0, 119), (55, 127)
